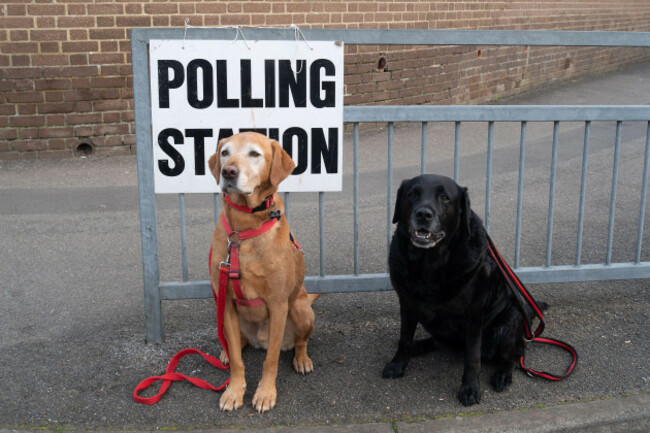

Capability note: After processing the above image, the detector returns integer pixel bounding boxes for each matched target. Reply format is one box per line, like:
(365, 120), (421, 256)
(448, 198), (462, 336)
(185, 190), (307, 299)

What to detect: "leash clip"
(269, 210), (282, 220)
(227, 232), (240, 246)
(523, 334), (536, 343)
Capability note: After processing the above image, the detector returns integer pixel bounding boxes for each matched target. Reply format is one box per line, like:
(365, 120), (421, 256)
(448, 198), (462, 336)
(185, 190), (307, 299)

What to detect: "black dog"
(383, 174), (534, 406)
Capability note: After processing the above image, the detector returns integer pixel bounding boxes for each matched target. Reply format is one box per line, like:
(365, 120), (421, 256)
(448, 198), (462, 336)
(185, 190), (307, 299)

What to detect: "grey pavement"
(2, 63), (650, 432)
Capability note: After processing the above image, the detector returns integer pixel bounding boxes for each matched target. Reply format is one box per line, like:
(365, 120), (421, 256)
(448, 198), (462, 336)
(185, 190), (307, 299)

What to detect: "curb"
(2, 393), (647, 433)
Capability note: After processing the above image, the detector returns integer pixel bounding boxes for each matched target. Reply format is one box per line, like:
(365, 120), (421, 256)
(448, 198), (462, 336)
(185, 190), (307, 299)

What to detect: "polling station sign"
(149, 39), (344, 193)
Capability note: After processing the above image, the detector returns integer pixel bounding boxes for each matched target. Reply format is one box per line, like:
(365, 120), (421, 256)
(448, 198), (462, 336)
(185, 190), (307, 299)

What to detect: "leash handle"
(486, 235), (578, 381)
(520, 337), (579, 381)
(133, 348), (229, 405)
(133, 248), (232, 405)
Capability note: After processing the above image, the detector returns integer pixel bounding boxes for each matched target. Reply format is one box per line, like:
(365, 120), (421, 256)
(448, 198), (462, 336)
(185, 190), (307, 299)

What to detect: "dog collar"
(224, 194), (275, 213)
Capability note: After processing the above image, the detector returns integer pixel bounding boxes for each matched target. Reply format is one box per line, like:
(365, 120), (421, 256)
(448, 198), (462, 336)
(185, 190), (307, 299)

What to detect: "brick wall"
(1, 1), (650, 159)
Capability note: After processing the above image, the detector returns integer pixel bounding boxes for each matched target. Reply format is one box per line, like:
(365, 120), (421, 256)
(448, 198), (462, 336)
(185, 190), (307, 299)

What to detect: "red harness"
(134, 195), (282, 404)
(487, 235), (578, 381)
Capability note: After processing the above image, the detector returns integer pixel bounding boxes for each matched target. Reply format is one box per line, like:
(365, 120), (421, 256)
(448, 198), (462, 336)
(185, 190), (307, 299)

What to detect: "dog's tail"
(307, 293), (321, 305)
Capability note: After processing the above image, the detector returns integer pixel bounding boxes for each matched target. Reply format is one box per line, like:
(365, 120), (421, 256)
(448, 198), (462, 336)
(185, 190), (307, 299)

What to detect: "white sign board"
(149, 39), (344, 193)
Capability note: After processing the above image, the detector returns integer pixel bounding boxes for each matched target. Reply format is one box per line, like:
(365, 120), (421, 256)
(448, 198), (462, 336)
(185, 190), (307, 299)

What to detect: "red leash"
(486, 235), (578, 381)
(133, 255), (231, 404)
(133, 206), (280, 404)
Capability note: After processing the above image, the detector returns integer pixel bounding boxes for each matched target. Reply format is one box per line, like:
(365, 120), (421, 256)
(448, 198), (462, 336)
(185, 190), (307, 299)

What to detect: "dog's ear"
(392, 181), (406, 224)
(269, 140), (295, 186)
(460, 186), (472, 233)
(208, 139), (226, 184)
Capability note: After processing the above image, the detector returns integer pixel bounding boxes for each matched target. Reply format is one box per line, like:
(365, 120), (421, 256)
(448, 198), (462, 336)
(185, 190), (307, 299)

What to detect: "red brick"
(9, 30), (28, 41)
(125, 4), (142, 15)
(7, 4), (26, 16)
(40, 42), (60, 54)
(2, 42), (39, 54)
(69, 30), (88, 41)
(90, 76), (127, 89)
(6, 91), (43, 103)
(9, 116), (46, 128)
(196, 3), (227, 14)
(0, 128), (18, 140)
(34, 78), (70, 91)
(74, 101), (93, 113)
(67, 4), (87, 16)
(95, 124), (130, 136)
(243, 3), (272, 13)
(115, 16), (152, 27)
(87, 4), (124, 15)
(102, 112), (121, 123)
(94, 135), (123, 147)
(89, 29), (126, 40)
(62, 41), (99, 53)
(89, 53), (125, 65)
(66, 113), (102, 125)
(74, 126), (94, 137)
(38, 102), (75, 114)
(221, 14), (251, 26)
(97, 16), (115, 27)
(94, 145), (133, 157)
(94, 99), (128, 112)
(32, 55), (67, 67)
(45, 91), (64, 103)
(47, 138), (73, 150)
(18, 128), (39, 139)
(11, 139), (48, 152)
(28, 4), (65, 15)
(144, 3), (178, 14)
(57, 16), (95, 28)
(100, 41), (118, 52)
(37, 125), (73, 138)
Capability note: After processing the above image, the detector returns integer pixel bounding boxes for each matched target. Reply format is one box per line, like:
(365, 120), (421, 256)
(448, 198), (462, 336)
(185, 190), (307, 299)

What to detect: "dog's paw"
(293, 353), (314, 374)
(491, 371), (512, 392)
(382, 361), (406, 379)
(252, 382), (277, 413)
(457, 383), (481, 406)
(219, 383), (245, 411)
(219, 350), (229, 366)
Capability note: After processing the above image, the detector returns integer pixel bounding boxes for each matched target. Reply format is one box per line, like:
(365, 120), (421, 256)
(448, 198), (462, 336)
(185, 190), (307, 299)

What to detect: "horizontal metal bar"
(345, 105), (650, 123)
(160, 281), (212, 300)
(305, 274), (393, 293)
(160, 274), (393, 299)
(515, 262), (650, 284)
(131, 28), (650, 47)
(160, 261), (650, 299)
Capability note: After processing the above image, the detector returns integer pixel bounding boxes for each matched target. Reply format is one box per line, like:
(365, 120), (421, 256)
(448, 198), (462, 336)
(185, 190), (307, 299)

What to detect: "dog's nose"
(221, 164), (239, 180)
(415, 207), (434, 223)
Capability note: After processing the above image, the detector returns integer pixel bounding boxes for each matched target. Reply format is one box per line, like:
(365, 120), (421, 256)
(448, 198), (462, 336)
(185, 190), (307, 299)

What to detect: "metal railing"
(131, 28), (650, 343)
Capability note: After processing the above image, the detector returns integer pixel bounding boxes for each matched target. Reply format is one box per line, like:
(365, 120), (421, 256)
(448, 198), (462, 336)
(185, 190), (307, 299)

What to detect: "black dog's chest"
(398, 263), (471, 315)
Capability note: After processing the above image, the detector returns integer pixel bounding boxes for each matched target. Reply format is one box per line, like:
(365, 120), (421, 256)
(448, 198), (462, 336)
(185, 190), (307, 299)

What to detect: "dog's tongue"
(416, 230), (431, 239)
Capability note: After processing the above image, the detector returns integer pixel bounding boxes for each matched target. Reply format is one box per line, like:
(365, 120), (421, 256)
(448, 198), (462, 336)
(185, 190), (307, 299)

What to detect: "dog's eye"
(221, 149), (229, 157)
(249, 150), (261, 157)
(441, 195), (450, 203)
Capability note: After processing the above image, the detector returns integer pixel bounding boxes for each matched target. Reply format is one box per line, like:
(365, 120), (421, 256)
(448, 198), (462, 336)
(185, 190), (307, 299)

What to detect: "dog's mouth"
(410, 229), (445, 249)
(221, 181), (253, 195)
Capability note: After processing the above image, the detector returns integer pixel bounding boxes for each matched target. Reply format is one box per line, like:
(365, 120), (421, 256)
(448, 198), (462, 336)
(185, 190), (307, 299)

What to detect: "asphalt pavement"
(1, 62), (650, 432)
